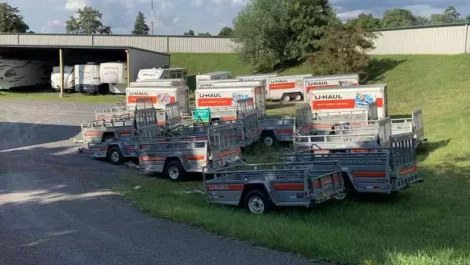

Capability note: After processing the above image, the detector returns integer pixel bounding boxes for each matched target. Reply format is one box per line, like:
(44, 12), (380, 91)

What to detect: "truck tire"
(243, 189), (274, 214)
(108, 147), (125, 165)
(294, 94), (303, 101)
(282, 94), (291, 102)
(165, 160), (186, 182)
(262, 132), (277, 147)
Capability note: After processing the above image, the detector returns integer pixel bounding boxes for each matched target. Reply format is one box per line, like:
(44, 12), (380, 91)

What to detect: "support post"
(59, 49), (64, 98)
(126, 50), (130, 88)
(465, 24), (469, 54)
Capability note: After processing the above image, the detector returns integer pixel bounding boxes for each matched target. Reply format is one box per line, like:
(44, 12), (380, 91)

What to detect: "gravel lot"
(0, 100), (320, 265)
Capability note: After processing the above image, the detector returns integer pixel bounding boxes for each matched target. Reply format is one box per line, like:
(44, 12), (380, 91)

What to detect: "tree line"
(1, 1), (468, 77)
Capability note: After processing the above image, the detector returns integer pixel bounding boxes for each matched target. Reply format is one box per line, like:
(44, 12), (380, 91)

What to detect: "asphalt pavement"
(0, 99), (321, 265)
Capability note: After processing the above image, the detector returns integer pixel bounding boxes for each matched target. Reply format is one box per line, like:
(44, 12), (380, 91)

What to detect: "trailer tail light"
(125, 145), (136, 151)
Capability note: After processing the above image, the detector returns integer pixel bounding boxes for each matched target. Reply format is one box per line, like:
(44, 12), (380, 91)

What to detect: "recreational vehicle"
(100, 62), (127, 94)
(136, 67), (187, 82)
(75, 63), (107, 95)
(195, 72), (232, 88)
(51, 66), (75, 92)
(0, 59), (50, 90)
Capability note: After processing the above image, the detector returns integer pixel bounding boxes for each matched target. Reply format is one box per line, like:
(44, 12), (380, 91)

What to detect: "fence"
(0, 24), (470, 54)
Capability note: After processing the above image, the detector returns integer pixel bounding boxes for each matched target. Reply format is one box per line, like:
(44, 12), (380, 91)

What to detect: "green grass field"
(114, 54), (470, 265)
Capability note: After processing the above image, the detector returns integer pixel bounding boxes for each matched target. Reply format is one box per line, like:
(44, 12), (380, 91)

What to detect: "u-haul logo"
(199, 83), (214, 88)
(207, 184), (229, 191)
(199, 93), (222, 98)
(314, 94), (343, 100)
(270, 79), (288, 84)
(128, 91), (149, 96)
(307, 81), (328, 86)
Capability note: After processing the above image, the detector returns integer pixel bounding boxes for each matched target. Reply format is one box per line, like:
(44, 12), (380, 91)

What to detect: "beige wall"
(1, 25), (470, 54)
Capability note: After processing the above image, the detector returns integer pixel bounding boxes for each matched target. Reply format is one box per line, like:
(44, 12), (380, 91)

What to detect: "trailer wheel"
(108, 147), (125, 165)
(261, 132), (277, 147)
(165, 160), (186, 182)
(243, 190), (273, 214)
(294, 94), (303, 101)
(282, 94), (291, 102)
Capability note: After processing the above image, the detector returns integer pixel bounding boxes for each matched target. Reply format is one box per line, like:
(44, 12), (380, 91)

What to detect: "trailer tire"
(165, 160), (186, 182)
(261, 132), (277, 147)
(108, 147), (125, 165)
(282, 94), (292, 102)
(243, 189), (273, 214)
(294, 94), (303, 101)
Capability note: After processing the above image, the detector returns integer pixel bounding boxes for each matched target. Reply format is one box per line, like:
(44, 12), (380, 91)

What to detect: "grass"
(115, 55), (470, 265)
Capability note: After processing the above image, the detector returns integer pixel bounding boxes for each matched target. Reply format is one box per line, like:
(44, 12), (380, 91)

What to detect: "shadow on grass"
(364, 58), (407, 82)
(416, 139), (451, 162)
(266, 103), (297, 110)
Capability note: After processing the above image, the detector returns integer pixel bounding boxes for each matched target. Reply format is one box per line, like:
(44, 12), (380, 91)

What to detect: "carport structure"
(0, 45), (170, 96)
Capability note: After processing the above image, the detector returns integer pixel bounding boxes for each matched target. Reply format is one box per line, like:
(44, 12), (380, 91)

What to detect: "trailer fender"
(340, 167), (359, 192)
(164, 156), (190, 171)
(238, 183), (274, 206)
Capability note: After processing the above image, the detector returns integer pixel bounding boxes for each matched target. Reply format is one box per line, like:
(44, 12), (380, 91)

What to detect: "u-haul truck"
(308, 84), (388, 119)
(266, 74), (312, 102)
(126, 80), (190, 115)
(303, 74), (359, 96)
(196, 80), (266, 116)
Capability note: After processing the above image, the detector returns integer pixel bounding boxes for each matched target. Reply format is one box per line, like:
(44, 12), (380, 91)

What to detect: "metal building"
(0, 45), (170, 94)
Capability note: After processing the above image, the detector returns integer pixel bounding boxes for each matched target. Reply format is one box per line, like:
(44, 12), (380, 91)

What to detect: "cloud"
(404, 5), (445, 17)
(64, 0), (89, 11)
(337, 9), (370, 21)
(46, 20), (63, 26)
(191, 0), (203, 7)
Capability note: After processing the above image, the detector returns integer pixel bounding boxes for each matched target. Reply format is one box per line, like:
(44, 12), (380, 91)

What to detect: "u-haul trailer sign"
(304, 74), (360, 95)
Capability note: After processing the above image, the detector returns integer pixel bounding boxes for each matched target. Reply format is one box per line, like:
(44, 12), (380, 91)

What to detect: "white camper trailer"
(0, 59), (50, 90)
(303, 74), (359, 96)
(308, 84), (389, 119)
(266, 74), (313, 102)
(195, 72), (232, 88)
(136, 67), (187, 82)
(196, 79), (266, 116)
(51, 66), (75, 91)
(100, 62), (127, 94)
(75, 63), (106, 94)
(126, 80), (190, 116)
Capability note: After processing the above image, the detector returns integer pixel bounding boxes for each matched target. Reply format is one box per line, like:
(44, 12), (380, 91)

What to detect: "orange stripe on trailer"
(333, 174), (340, 182)
(90, 147), (107, 151)
(217, 148), (240, 158)
(354, 171), (386, 177)
(399, 164), (417, 175)
(273, 183), (304, 191)
(313, 124), (335, 129)
(207, 184), (244, 191)
(84, 132), (103, 136)
(221, 116), (236, 121)
(157, 121), (165, 126)
(198, 98), (232, 107)
(269, 82), (296, 90)
(141, 156), (165, 162)
(186, 155), (206, 161)
(313, 99), (356, 110)
(277, 129), (293, 134)
(118, 130), (132, 135)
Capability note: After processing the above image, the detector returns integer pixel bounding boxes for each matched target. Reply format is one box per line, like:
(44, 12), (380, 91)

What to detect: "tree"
(430, 14), (445, 24)
(381, 8), (417, 28)
(443, 6), (460, 23)
(65, 6), (111, 34)
(306, 24), (378, 77)
(132, 11), (149, 35)
(198, 32), (211, 36)
(346, 13), (380, 30)
(466, 15), (470, 24)
(233, 0), (335, 71)
(184, 30), (195, 36)
(0, 3), (30, 33)
(415, 16), (431, 26)
(218, 27), (233, 37)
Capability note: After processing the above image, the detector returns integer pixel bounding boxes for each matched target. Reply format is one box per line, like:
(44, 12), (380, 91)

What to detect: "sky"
(6, 0), (470, 35)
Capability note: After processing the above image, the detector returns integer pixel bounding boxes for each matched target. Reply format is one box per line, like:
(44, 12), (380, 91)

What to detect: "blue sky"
(6, 0), (470, 35)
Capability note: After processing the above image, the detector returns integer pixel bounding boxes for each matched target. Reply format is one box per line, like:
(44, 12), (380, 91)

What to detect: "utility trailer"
(390, 108), (427, 145)
(257, 116), (295, 147)
(138, 123), (243, 181)
(281, 132), (423, 194)
(202, 161), (345, 214)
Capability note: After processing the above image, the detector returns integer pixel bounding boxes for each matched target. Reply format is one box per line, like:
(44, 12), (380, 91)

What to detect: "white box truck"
(307, 84), (388, 119)
(0, 59), (50, 90)
(100, 62), (127, 94)
(196, 80), (266, 116)
(195, 72), (232, 88)
(126, 82), (189, 116)
(303, 74), (359, 96)
(236, 73), (278, 81)
(266, 74), (312, 102)
(51, 66), (75, 91)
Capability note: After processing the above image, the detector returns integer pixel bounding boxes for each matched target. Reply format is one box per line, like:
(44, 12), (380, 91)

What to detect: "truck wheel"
(108, 147), (125, 165)
(282, 95), (291, 102)
(243, 190), (273, 214)
(294, 94), (303, 101)
(165, 160), (186, 182)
